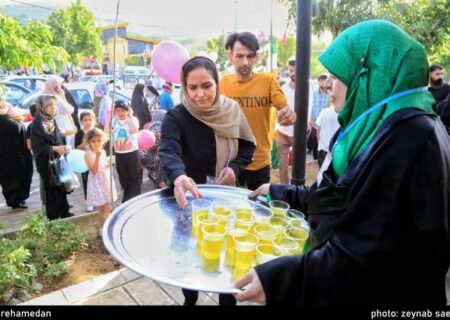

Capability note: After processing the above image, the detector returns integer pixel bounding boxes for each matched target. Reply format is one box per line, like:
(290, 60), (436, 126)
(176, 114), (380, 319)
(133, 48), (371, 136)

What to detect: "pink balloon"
(151, 41), (189, 84)
(138, 129), (156, 150)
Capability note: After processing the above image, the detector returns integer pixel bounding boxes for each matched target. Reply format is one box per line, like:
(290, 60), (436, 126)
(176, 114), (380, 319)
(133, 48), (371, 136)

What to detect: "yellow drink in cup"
(273, 236), (299, 256)
(269, 200), (290, 217)
(253, 224), (279, 245)
(255, 243), (277, 265)
(232, 233), (258, 280)
(212, 198), (233, 227)
(267, 216), (289, 239)
(201, 224), (227, 272)
(196, 214), (219, 256)
(284, 227), (308, 254)
(235, 210), (256, 230)
(191, 199), (212, 235)
(225, 225), (249, 267)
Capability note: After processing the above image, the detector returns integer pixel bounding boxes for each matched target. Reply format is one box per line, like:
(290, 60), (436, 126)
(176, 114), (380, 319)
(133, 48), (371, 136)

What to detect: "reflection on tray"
(103, 185), (309, 294)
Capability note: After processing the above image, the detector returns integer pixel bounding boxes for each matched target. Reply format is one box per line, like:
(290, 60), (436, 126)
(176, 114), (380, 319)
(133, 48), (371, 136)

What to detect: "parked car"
(2, 76), (48, 91)
(0, 81), (31, 106)
(123, 66), (152, 88)
(18, 82), (131, 126)
(79, 75), (122, 90)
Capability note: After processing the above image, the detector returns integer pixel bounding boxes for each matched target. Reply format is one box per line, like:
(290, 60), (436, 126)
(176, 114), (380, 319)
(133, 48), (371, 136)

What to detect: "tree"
(276, 0), (382, 39)
(380, 0), (450, 70)
(47, 0), (102, 66)
(276, 34), (296, 68)
(206, 34), (228, 71)
(0, 14), (68, 70)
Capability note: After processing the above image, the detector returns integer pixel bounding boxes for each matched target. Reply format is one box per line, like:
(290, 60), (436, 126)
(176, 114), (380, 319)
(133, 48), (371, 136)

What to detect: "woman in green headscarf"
(235, 20), (450, 306)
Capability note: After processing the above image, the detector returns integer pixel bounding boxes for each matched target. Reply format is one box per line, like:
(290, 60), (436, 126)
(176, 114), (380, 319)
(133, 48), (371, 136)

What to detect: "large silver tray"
(102, 185), (264, 294)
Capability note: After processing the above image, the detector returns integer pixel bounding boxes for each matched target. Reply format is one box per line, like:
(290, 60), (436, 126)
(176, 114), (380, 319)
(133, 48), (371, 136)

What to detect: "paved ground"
(0, 162), (157, 233)
(5, 154), (449, 306)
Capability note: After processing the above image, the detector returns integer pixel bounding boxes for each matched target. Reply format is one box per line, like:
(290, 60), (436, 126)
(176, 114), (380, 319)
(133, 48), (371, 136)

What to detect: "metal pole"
(269, 0), (273, 72)
(234, 0), (239, 32)
(109, 0), (120, 209)
(291, 0), (311, 186)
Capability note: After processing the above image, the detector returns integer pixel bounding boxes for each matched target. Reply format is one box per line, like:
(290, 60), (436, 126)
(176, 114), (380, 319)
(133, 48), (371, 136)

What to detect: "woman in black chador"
(0, 91), (32, 209)
(31, 94), (73, 220)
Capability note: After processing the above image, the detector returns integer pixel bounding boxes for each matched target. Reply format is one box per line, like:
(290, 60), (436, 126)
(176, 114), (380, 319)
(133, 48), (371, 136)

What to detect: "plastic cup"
(212, 198), (233, 227)
(289, 218), (310, 233)
(253, 224), (279, 246)
(284, 227), (308, 254)
(235, 210), (256, 230)
(253, 206), (274, 228)
(191, 199), (212, 235)
(287, 209), (305, 220)
(232, 233), (259, 280)
(225, 225), (250, 268)
(196, 214), (219, 255)
(273, 236), (299, 256)
(269, 200), (290, 217)
(255, 244), (277, 266)
(201, 224), (227, 272)
(267, 216), (289, 237)
(206, 175), (218, 185)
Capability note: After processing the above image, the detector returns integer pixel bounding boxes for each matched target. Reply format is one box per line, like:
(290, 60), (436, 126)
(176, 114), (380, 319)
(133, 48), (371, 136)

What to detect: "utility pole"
(291, 0), (312, 186)
(234, 0), (239, 32)
(269, 0), (273, 72)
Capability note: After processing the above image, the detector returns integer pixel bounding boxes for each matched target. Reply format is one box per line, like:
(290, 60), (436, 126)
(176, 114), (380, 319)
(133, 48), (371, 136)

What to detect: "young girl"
(84, 128), (117, 235)
(75, 111), (96, 212)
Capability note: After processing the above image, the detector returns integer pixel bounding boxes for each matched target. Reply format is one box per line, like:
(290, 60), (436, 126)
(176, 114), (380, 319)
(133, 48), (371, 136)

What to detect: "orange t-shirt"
(220, 73), (288, 170)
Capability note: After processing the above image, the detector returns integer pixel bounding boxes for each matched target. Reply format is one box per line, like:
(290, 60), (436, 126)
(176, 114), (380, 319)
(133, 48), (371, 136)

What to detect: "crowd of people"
(1, 19), (450, 307)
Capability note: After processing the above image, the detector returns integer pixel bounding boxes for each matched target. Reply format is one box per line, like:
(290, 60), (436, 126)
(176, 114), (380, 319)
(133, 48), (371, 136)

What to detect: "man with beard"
(428, 64), (450, 105)
(220, 32), (297, 191)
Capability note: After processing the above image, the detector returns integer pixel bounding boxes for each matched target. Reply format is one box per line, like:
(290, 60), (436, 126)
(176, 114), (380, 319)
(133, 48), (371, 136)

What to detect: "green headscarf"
(319, 20), (435, 177)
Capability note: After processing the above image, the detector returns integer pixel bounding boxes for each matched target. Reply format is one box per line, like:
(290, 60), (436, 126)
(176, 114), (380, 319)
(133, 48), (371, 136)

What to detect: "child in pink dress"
(84, 128), (117, 232)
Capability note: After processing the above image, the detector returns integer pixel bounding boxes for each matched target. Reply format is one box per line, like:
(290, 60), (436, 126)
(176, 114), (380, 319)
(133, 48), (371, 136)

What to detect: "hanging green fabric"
(270, 139), (280, 169)
(319, 20), (435, 177)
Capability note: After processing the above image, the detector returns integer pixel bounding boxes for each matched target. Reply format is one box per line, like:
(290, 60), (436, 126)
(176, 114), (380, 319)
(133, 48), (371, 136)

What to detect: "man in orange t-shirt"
(220, 32), (297, 190)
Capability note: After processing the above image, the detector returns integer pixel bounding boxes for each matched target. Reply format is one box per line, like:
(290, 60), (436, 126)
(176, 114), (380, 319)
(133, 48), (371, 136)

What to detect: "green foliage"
(125, 56), (145, 66)
(379, 0), (450, 70)
(47, 0), (103, 66)
(276, 0), (450, 71)
(206, 34), (228, 71)
(276, 34), (296, 68)
(0, 212), (86, 301)
(0, 14), (68, 70)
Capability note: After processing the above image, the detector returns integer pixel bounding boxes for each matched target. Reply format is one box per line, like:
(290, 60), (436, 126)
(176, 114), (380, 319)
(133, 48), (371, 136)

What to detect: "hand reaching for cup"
(173, 175), (202, 209)
(217, 167), (236, 186)
(249, 183), (271, 199)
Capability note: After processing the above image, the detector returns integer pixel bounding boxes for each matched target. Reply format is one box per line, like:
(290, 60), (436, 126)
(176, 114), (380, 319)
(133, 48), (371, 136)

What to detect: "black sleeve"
(159, 110), (186, 184)
(228, 139), (255, 178)
(270, 183), (310, 214)
(74, 130), (84, 149)
(256, 123), (450, 306)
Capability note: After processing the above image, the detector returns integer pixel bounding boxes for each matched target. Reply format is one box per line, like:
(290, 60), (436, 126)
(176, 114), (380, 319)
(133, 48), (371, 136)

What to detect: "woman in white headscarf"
(44, 75), (77, 148)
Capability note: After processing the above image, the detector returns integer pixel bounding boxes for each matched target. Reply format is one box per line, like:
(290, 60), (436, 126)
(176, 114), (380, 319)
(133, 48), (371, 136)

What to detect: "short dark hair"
(182, 56), (219, 88)
(225, 32), (260, 53)
(114, 99), (130, 110)
(318, 74), (328, 81)
(79, 110), (95, 122)
(29, 104), (37, 117)
(86, 127), (108, 146)
(288, 59), (296, 67)
(429, 64), (443, 72)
